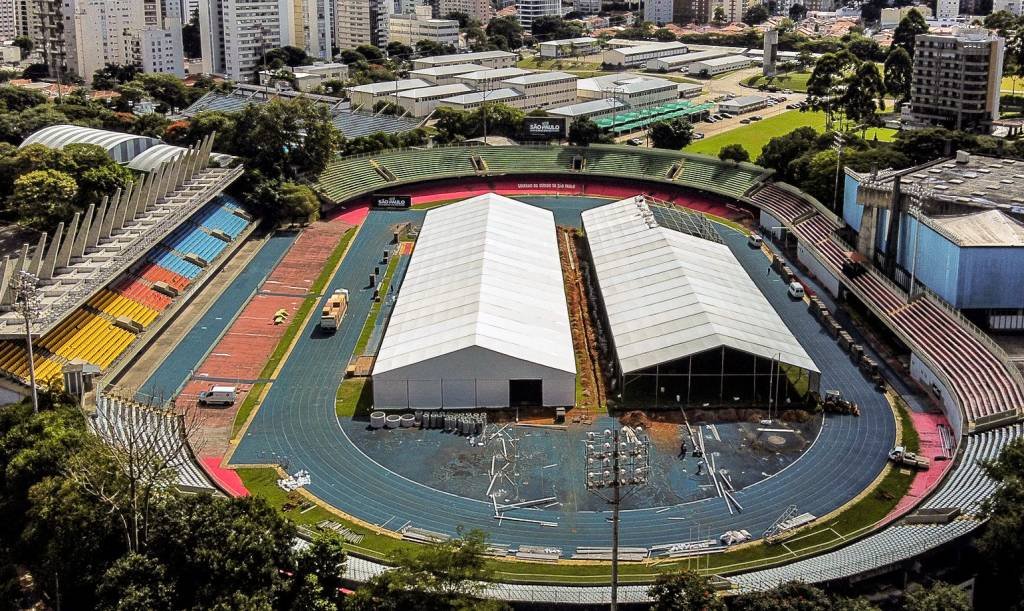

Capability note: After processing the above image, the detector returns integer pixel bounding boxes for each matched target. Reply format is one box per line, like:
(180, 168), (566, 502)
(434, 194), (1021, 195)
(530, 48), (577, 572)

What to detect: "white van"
(788, 281), (805, 300)
(748, 233), (763, 248)
(198, 386), (237, 406)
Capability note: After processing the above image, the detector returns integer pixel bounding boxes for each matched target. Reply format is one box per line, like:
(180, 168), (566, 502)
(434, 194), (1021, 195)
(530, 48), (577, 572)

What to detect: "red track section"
(883, 411), (955, 523)
(201, 456), (250, 496)
(180, 220), (353, 457)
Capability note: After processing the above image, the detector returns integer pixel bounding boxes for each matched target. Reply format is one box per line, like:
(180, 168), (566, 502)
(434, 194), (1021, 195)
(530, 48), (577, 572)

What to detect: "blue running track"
(137, 233), (297, 401)
(227, 198), (895, 551)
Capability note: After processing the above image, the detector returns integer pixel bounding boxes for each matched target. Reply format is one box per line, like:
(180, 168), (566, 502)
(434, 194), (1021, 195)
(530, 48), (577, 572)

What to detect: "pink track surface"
(883, 411), (955, 522)
(183, 220), (353, 457)
(201, 456), (250, 496)
(330, 203), (370, 225)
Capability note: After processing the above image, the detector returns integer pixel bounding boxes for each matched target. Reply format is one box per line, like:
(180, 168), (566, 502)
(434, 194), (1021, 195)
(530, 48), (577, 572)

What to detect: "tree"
(9, 169), (77, 226)
(719, 143), (750, 162)
(278, 182), (321, 223)
(654, 28), (677, 42)
(91, 64), (140, 90)
(647, 571), (725, 611)
(731, 581), (833, 611)
(883, 47), (912, 110)
(531, 16), (582, 41)
(0, 84), (47, 112)
(568, 117), (607, 146)
(416, 39), (456, 57)
(444, 11), (475, 28)
(231, 98), (340, 181)
(136, 72), (193, 111)
(742, 4), (770, 25)
(650, 118), (694, 150)
(983, 10), (1017, 37)
(892, 128), (978, 166)
(788, 4), (807, 20)
(182, 9), (201, 58)
(891, 9), (928, 57)
(843, 61), (886, 128)
(486, 17), (524, 50)
(96, 553), (176, 611)
(806, 50), (860, 127)
(13, 35), (33, 59)
(712, 6), (728, 24)
(350, 530), (506, 611)
(846, 35), (883, 62)
(386, 41), (414, 58)
(901, 582), (970, 611)
(355, 44), (384, 61)
(265, 45), (314, 68)
(975, 438), (1024, 608)
(756, 126), (821, 183)
(281, 531), (348, 610)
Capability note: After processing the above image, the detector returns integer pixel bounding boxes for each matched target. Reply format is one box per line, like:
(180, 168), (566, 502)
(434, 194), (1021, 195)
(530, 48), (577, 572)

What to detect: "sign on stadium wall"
(372, 194), (412, 209)
(523, 117), (567, 140)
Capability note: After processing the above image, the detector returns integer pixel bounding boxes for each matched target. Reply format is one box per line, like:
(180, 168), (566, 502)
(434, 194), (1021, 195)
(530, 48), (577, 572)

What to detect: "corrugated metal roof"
(582, 197), (818, 374)
(928, 209), (1024, 246)
(373, 194), (576, 376)
(20, 124), (158, 155)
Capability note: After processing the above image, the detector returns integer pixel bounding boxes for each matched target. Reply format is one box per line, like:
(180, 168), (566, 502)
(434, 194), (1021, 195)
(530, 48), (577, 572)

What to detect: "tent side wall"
(372, 345), (575, 409)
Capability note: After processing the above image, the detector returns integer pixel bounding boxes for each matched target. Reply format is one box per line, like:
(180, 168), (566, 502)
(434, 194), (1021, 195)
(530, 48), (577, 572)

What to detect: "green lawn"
(686, 110), (897, 160)
(744, 71), (812, 92)
(1001, 75), (1024, 93)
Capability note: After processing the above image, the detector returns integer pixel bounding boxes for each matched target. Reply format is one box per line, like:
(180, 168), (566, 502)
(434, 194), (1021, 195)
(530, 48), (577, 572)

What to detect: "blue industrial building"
(843, 154), (1024, 329)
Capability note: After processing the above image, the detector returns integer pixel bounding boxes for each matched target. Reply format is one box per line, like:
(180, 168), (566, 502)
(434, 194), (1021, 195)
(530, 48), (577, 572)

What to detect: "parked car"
(199, 386), (237, 406)
(626, 137), (643, 146)
(693, 132), (705, 139)
(740, 118), (751, 124)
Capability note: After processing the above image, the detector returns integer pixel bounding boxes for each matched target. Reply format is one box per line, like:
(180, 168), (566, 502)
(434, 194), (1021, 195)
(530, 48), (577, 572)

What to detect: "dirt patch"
(617, 410), (683, 447)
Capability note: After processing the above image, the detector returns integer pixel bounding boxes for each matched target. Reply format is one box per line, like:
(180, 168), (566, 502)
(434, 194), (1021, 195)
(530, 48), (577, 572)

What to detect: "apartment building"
(141, 25), (186, 78)
(200, 0), (332, 82)
(936, 0), (958, 20)
(992, 0), (1022, 15)
(644, 0), (673, 26)
(437, 0), (493, 24)
(572, 0), (602, 15)
(0, 0), (15, 41)
(907, 28), (1004, 132)
(517, 0), (560, 32)
(335, 0), (388, 49)
(388, 5), (458, 47)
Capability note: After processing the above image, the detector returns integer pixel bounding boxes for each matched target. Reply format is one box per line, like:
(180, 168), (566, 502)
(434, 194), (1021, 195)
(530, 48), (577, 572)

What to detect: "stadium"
(3, 126), (1023, 605)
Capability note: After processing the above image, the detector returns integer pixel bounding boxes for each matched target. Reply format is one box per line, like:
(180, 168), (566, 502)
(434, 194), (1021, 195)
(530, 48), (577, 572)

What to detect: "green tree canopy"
(647, 571), (726, 611)
(568, 116), (608, 146)
(650, 118), (694, 150)
(883, 47), (913, 110)
(742, 4), (770, 25)
(891, 9), (928, 57)
(10, 169), (78, 226)
(486, 17), (524, 50)
(718, 143), (750, 162)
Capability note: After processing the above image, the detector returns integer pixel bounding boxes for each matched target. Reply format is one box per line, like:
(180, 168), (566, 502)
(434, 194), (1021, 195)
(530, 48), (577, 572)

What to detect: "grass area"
(1001, 74), (1024, 93)
(517, 56), (602, 71)
(352, 246), (402, 356)
(686, 110), (897, 160)
(743, 71), (812, 92)
(230, 228), (355, 436)
(893, 394), (921, 454)
(335, 377), (372, 418)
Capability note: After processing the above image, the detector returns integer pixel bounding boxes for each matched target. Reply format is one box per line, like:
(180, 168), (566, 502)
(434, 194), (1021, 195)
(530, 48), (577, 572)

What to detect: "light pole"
(584, 425), (651, 611)
(13, 270), (42, 414)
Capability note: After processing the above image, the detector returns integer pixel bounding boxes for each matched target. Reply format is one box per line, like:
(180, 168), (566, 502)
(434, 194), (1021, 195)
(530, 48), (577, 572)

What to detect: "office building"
(411, 50), (516, 69)
(644, 0), (673, 25)
(576, 73), (679, 110)
(409, 63), (487, 85)
(500, 71), (577, 109)
(907, 28), (1004, 131)
(258, 61), (348, 91)
(686, 54), (753, 76)
(602, 41), (687, 67)
(388, 5), (458, 47)
(539, 37), (600, 58)
(573, 0), (601, 14)
(200, 0), (333, 82)
(517, 0), (560, 32)
(0, 0), (15, 41)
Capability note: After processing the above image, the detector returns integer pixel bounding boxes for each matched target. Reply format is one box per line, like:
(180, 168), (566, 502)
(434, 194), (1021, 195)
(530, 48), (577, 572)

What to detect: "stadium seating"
(750, 185), (1024, 426)
(0, 341), (63, 382)
(87, 290), (159, 328)
(583, 149), (677, 180)
(94, 394), (215, 491)
(163, 225), (230, 263)
(318, 157), (390, 203)
(191, 196), (250, 238)
(676, 157), (765, 200)
(147, 247), (203, 280)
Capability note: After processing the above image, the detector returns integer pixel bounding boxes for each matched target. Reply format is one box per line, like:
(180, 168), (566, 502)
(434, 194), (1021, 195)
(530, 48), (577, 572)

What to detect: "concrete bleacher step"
(113, 316), (143, 334)
(182, 253), (208, 267)
(209, 229), (232, 242)
(231, 208), (254, 221)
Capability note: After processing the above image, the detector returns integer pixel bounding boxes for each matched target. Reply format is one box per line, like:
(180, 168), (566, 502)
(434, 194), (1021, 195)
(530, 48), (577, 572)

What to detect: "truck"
(198, 386), (237, 406)
(889, 446), (930, 470)
(319, 289), (349, 331)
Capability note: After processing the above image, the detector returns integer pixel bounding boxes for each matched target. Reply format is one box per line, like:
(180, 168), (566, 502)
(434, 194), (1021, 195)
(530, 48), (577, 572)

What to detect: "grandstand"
(752, 183), (1024, 433)
(316, 144), (770, 205)
(180, 87), (423, 138)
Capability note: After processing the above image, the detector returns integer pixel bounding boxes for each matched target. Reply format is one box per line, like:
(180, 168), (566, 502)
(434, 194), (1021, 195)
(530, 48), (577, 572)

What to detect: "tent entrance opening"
(509, 379), (543, 406)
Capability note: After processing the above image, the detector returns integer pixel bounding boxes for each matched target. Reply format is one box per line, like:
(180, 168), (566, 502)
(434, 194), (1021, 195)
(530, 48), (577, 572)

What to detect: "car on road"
(626, 137), (643, 146)
(740, 118), (751, 124)
(693, 132), (705, 139)
(751, 115), (762, 121)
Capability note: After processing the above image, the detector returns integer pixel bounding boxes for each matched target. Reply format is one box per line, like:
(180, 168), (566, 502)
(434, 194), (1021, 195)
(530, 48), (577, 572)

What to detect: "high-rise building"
(334, 0), (388, 49)
(644, 0), (673, 25)
(517, 0), (559, 32)
(0, 0), (16, 41)
(992, 0), (1023, 15)
(201, 0), (334, 82)
(388, 5), (458, 47)
(436, 0), (493, 23)
(908, 28), (1004, 131)
(60, 0), (183, 83)
(936, 0), (958, 19)
(572, 0), (601, 15)
(672, 0), (709, 25)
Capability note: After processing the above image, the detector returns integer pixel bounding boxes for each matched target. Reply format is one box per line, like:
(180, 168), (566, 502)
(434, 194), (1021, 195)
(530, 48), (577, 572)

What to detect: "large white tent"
(582, 197), (818, 405)
(372, 193), (576, 410)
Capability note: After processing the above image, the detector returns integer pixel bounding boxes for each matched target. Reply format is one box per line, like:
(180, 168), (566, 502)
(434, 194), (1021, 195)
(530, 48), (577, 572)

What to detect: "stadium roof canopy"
(20, 124), (160, 163)
(126, 144), (235, 172)
(581, 197), (818, 375)
(373, 193), (576, 377)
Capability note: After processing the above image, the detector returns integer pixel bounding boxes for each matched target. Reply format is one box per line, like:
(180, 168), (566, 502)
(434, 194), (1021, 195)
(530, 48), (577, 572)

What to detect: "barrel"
(370, 411), (386, 429)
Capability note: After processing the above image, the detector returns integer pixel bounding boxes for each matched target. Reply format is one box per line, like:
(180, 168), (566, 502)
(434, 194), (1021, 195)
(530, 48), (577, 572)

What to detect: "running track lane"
(230, 201), (895, 551)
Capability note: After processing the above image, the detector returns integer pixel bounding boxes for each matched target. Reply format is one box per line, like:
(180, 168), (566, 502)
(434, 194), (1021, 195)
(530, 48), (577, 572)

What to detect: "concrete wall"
(798, 242), (841, 297)
(910, 352), (963, 437)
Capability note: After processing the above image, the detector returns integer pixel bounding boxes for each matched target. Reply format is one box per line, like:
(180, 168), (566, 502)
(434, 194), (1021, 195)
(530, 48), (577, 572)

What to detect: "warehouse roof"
(440, 88), (522, 105)
(502, 71), (576, 85)
(373, 193), (576, 376)
(611, 41), (687, 56)
(581, 197), (818, 374)
(547, 98), (627, 117)
(413, 50), (517, 66)
(409, 63), (486, 77)
(396, 83), (472, 99)
(928, 209), (1024, 247)
(21, 125), (159, 158)
(347, 79), (431, 95)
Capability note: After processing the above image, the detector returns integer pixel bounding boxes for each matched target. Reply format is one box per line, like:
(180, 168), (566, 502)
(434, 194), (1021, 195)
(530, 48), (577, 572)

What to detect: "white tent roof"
(581, 197), (818, 375)
(373, 193), (576, 376)
(21, 124), (158, 155)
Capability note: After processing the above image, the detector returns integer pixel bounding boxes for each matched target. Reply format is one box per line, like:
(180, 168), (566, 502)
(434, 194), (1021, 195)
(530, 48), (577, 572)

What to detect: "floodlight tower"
(12, 270), (43, 414)
(584, 425), (651, 611)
